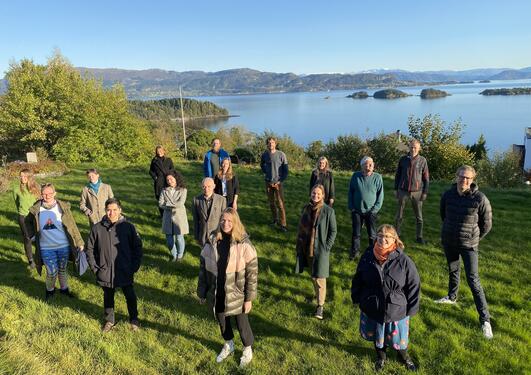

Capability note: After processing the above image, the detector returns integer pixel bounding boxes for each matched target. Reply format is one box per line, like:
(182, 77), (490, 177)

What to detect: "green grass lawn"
(0, 161), (530, 374)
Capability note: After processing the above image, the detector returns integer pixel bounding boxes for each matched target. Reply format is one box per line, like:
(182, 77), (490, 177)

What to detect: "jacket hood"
(451, 182), (479, 195)
(101, 215), (126, 229)
(28, 199), (70, 216)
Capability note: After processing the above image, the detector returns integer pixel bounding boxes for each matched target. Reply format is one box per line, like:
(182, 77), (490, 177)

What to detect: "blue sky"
(1, 0), (530, 75)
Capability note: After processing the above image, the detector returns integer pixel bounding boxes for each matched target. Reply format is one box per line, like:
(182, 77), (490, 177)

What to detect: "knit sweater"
(347, 172), (384, 214)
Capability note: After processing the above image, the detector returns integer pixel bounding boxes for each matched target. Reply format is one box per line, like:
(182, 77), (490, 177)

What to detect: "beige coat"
(80, 183), (114, 225)
(159, 187), (189, 235)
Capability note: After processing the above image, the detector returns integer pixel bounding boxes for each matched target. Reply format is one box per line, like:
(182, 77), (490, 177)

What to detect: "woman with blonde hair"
(12, 169), (40, 268)
(309, 156), (335, 206)
(197, 208), (258, 367)
(214, 158), (240, 209)
(351, 224), (420, 372)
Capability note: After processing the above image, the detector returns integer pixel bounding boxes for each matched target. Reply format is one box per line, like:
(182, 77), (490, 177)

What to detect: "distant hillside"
(129, 97), (229, 121)
(490, 69), (531, 80)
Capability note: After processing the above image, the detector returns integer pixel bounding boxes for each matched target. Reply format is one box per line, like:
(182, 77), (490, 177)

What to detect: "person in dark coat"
(86, 198), (143, 333)
(149, 145), (175, 217)
(309, 156), (335, 206)
(351, 224), (420, 372)
(435, 165), (493, 339)
(214, 158), (240, 209)
(192, 177), (226, 246)
(295, 184), (337, 320)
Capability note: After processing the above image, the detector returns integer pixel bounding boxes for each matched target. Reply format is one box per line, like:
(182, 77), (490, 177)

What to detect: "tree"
(467, 134), (488, 163)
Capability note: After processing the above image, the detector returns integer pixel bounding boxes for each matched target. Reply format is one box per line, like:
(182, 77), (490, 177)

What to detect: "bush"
(477, 151), (522, 188)
(367, 132), (405, 174)
(246, 131), (310, 170)
(0, 159), (69, 194)
(306, 140), (325, 166)
(184, 128), (216, 160)
(233, 148), (255, 164)
(323, 134), (369, 171)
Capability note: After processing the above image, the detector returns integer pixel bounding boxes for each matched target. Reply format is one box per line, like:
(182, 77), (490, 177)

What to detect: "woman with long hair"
(149, 145), (175, 217)
(12, 169), (40, 268)
(351, 224), (420, 372)
(214, 158), (240, 209)
(309, 156), (335, 206)
(197, 208), (258, 367)
(159, 171), (189, 261)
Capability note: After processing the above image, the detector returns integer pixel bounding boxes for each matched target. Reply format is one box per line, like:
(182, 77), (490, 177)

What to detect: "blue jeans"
(166, 234), (185, 259)
(41, 246), (70, 291)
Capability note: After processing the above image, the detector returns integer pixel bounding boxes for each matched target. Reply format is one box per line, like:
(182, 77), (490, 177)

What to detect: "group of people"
(11, 136), (494, 370)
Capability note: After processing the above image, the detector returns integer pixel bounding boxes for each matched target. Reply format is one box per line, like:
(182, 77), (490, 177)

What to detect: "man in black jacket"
(394, 139), (429, 244)
(435, 165), (493, 339)
(86, 198), (143, 333)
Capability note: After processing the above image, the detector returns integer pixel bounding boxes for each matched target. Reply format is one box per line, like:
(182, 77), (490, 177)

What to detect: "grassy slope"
(0, 161), (530, 375)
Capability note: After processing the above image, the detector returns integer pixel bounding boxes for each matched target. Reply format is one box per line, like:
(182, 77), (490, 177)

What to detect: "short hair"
(377, 224), (405, 250)
(266, 136), (277, 144)
(40, 183), (55, 193)
(211, 138), (221, 144)
(105, 197), (122, 209)
(201, 177), (215, 186)
(360, 156), (373, 167)
(86, 168), (99, 175)
(409, 138), (421, 147)
(456, 165), (476, 178)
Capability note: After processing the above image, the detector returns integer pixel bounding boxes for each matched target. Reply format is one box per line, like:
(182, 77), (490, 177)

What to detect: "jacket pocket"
(361, 295), (379, 317)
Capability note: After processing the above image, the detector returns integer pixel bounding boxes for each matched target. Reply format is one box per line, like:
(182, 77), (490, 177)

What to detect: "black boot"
(45, 288), (55, 301)
(398, 349), (417, 371)
(374, 345), (387, 371)
(60, 288), (76, 298)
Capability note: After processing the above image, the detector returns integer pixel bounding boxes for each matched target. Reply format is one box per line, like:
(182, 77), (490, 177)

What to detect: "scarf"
(373, 241), (397, 264)
(88, 178), (102, 194)
(296, 200), (324, 261)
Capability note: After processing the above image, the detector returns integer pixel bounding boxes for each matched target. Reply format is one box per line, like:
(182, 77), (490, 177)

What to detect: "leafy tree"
(466, 134), (488, 162)
(323, 134), (368, 171)
(477, 151), (522, 188)
(367, 132), (405, 174)
(306, 140), (325, 166)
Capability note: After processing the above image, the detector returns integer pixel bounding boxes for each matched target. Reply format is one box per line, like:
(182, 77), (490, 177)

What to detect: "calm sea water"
(194, 80), (531, 152)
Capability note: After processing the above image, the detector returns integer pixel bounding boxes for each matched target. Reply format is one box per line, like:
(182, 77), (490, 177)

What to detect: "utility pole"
(179, 86), (187, 158)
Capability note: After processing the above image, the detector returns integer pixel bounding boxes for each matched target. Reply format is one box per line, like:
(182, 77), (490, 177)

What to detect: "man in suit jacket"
(193, 178), (227, 246)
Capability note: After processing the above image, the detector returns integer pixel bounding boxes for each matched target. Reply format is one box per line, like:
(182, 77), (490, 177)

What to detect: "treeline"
(129, 98), (228, 121)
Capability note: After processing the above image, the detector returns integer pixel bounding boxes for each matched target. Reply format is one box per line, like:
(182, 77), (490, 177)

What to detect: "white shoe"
(216, 340), (234, 363)
(482, 322), (493, 339)
(434, 296), (457, 305)
(239, 346), (253, 368)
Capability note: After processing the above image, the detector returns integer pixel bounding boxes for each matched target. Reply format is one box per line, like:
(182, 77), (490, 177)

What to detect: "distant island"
(373, 89), (411, 99)
(420, 88), (450, 99)
(480, 88), (531, 96)
(479, 80), (491, 83)
(346, 91), (369, 99)
(129, 98), (229, 121)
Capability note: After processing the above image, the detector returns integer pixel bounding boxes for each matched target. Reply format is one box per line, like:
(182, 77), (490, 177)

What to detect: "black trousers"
(18, 215), (34, 263)
(216, 312), (254, 347)
(103, 285), (138, 324)
(351, 211), (377, 253)
(443, 245), (490, 323)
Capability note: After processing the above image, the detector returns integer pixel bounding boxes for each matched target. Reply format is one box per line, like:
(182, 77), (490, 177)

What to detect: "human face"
(87, 172), (99, 184)
(221, 159), (230, 174)
(202, 179), (215, 198)
(318, 159), (327, 171)
(267, 139), (277, 152)
(362, 159), (374, 176)
(106, 203), (122, 223)
(457, 170), (474, 194)
(166, 175), (177, 187)
(409, 142), (420, 157)
(41, 187), (56, 205)
(19, 173), (29, 185)
(376, 231), (396, 248)
(156, 147), (165, 157)
(311, 187), (324, 204)
(212, 139), (221, 152)
(221, 213), (233, 234)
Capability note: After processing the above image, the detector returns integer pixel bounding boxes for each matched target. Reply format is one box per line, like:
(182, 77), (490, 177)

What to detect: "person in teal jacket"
(12, 169), (40, 268)
(347, 156), (384, 259)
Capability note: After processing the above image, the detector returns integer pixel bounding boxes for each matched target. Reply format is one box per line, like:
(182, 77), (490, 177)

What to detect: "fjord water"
(196, 79), (531, 151)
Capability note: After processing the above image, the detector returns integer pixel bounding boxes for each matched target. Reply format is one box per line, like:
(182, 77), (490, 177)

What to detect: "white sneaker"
(434, 296), (457, 305)
(482, 322), (493, 339)
(239, 346), (253, 368)
(216, 340), (234, 363)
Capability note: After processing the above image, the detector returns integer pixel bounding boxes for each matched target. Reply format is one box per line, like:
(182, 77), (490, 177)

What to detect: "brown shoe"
(101, 321), (114, 333)
(130, 319), (140, 332)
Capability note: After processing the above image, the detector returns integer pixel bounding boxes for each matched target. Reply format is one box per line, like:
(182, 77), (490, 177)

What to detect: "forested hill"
(129, 98), (229, 121)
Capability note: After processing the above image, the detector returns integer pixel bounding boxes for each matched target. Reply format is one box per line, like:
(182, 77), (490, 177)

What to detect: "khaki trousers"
(312, 277), (327, 306)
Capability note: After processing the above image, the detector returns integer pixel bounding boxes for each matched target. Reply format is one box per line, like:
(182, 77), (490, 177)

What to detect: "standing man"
(260, 136), (289, 232)
(435, 165), (493, 339)
(80, 168), (114, 227)
(347, 156), (384, 259)
(192, 178), (226, 246)
(203, 138), (230, 178)
(25, 183), (84, 300)
(394, 139), (429, 244)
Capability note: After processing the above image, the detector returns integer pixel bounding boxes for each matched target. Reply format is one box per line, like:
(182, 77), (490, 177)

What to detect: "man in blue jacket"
(203, 138), (230, 178)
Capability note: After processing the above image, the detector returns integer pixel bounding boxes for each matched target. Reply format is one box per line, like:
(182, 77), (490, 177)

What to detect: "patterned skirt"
(359, 311), (410, 350)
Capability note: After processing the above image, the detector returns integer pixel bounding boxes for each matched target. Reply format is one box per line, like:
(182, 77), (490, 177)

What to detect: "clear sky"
(1, 0), (530, 76)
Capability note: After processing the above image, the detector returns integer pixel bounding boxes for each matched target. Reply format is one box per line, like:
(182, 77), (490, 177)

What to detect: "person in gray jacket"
(80, 168), (114, 227)
(192, 178), (226, 247)
(435, 165), (494, 339)
(159, 171), (189, 261)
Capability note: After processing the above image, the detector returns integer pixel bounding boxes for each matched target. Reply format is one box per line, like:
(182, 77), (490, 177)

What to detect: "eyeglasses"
(458, 175), (474, 181)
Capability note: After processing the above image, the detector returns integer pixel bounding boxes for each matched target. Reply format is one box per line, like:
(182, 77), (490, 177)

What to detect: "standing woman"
(149, 145), (175, 217)
(12, 169), (40, 268)
(351, 224), (420, 372)
(309, 156), (335, 206)
(197, 208), (258, 367)
(86, 198), (143, 333)
(214, 158), (240, 209)
(159, 171), (189, 261)
(80, 168), (114, 227)
(295, 184), (337, 320)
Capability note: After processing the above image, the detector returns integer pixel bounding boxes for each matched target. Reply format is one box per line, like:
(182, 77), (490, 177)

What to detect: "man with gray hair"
(347, 156), (384, 259)
(192, 177), (226, 246)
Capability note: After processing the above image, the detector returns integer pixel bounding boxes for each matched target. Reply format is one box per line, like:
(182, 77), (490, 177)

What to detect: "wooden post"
(179, 86), (188, 158)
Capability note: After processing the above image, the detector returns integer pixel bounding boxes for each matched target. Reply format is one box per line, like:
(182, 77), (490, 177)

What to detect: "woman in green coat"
(295, 184), (337, 320)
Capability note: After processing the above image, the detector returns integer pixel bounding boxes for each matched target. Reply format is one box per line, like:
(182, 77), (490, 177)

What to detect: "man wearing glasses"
(435, 165), (493, 339)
